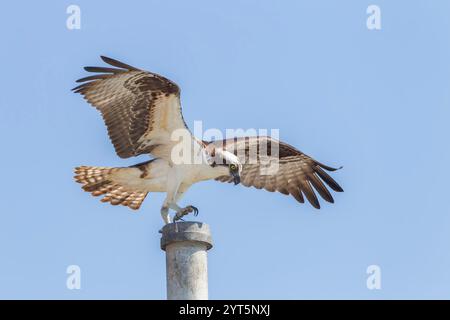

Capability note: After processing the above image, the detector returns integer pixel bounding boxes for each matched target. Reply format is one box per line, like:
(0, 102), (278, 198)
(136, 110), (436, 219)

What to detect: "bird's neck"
(193, 163), (229, 182)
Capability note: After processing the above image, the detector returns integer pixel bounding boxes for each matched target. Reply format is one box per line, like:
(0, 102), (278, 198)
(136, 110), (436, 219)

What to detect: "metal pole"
(160, 221), (213, 300)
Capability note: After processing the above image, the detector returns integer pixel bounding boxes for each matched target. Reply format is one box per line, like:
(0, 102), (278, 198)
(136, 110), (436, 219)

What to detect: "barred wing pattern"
(211, 136), (343, 209)
(72, 56), (187, 159)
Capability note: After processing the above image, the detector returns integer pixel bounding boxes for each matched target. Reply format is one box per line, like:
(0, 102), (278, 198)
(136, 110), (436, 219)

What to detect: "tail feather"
(74, 166), (148, 210)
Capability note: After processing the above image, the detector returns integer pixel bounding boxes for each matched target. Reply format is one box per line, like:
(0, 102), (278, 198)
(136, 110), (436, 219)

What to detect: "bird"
(73, 56), (344, 224)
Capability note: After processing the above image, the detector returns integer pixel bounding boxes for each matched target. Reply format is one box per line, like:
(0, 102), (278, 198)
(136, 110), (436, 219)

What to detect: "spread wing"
(210, 136), (343, 209)
(72, 56), (188, 159)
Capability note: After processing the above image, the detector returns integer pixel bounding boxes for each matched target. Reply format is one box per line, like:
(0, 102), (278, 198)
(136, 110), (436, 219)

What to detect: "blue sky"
(0, 0), (449, 299)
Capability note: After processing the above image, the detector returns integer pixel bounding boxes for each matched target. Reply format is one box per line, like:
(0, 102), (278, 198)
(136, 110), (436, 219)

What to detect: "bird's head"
(207, 148), (242, 185)
(224, 151), (242, 185)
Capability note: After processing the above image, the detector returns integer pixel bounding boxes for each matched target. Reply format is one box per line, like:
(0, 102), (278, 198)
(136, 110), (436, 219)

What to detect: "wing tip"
(320, 163), (344, 172)
(100, 55), (115, 65)
(99, 55), (139, 71)
(71, 84), (83, 92)
(71, 82), (88, 93)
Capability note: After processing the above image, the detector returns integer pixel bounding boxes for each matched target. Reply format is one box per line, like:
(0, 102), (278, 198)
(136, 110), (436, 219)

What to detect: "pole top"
(160, 221), (213, 251)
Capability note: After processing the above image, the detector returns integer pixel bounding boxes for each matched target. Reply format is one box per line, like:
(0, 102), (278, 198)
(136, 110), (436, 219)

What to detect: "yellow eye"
(230, 164), (237, 171)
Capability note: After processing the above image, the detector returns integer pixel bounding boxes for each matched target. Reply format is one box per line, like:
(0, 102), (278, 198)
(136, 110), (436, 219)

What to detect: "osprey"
(73, 56), (343, 224)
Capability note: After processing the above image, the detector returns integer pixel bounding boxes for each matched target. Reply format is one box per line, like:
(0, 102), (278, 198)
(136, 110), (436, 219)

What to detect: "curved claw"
(173, 205), (199, 222)
(187, 205), (199, 216)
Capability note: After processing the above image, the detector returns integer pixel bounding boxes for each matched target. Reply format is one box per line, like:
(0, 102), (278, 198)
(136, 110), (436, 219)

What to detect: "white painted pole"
(160, 221), (213, 300)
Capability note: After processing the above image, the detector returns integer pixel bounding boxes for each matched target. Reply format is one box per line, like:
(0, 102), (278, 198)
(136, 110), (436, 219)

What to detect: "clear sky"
(0, 0), (449, 299)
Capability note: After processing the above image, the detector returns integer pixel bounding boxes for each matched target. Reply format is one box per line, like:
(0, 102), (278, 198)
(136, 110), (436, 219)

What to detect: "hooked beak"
(232, 172), (241, 185)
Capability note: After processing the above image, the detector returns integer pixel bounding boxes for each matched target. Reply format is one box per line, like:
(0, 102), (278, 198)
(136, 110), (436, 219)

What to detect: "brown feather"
(315, 166), (344, 192)
(74, 165), (148, 210)
(100, 56), (140, 71)
(288, 185), (305, 203)
(75, 74), (111, 83)
(299, 179), (320, 209)
(306, 171), (334, 203)
(84, 66), (126, 74)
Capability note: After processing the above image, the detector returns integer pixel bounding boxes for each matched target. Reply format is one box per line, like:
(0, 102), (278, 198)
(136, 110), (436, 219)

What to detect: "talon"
(190, 206), (199, 216)
(173, 206), (199, 222)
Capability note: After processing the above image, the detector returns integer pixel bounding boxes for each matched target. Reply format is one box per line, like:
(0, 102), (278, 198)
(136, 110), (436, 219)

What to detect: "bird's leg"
(162, 167), (183, 223)
(160, 205), (171, 224)
(169, 202), (184, 222)
(163, 169), (199, 223)
(162, 192), (191, 223)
